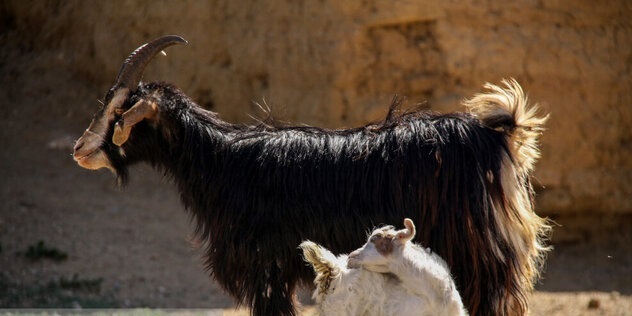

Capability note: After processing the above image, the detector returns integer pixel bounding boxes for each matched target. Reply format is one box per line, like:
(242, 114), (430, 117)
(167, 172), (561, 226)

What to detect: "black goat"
(73, 36), (550, 316)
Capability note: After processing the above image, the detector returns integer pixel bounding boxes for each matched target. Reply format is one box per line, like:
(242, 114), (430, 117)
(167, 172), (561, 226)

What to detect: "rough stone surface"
(2, 0), (631, 216)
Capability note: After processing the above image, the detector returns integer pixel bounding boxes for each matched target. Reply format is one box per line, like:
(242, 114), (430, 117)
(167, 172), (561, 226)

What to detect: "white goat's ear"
(112, 99), (159, 146)
(396, 218), (416, 242)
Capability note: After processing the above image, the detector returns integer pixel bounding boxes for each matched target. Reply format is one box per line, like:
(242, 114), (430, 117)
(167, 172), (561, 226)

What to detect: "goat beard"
(100, 141), (130, 186)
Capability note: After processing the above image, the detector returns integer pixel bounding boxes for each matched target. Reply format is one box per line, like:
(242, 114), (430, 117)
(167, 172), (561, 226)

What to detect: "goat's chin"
(74, 149), (129, 184)
(362, 264), (391, 274)
(75, 150), (113, 171)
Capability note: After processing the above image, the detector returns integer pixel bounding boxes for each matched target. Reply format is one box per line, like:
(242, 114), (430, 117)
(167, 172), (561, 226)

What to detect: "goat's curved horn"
(113, 35), (188, 90)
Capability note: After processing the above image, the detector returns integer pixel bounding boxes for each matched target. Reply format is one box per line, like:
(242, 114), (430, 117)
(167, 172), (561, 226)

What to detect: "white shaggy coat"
(301, 242), (426, 316)
(301, 219), (467, 315)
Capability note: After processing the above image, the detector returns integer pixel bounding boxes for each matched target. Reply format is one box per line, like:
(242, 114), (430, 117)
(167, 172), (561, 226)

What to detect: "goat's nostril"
(73, 140), (84, 152)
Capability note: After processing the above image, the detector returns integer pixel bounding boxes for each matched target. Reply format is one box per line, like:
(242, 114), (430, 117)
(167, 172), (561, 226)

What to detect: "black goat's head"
(73, 35), (187, 178)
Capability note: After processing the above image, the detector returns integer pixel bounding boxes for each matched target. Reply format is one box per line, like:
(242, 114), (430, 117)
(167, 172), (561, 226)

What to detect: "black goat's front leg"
(211, 247), (302, 316)
(249, 263), (300, 316)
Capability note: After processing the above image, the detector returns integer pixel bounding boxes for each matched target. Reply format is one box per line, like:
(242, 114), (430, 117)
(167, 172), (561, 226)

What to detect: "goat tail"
(465, 78), (548, 174)
(466, 79), (551, 314)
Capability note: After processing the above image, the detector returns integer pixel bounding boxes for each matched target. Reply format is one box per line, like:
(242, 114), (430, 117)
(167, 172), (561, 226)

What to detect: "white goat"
(300, 240), (425, 315)
(347, 218), (468, 316)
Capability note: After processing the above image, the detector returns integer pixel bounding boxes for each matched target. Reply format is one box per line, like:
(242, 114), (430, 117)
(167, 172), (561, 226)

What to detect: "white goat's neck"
(388, 245), (467, 315)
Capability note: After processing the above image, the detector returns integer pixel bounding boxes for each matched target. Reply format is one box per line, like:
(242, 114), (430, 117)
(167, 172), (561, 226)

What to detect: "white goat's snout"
(347, 249), (362, 269)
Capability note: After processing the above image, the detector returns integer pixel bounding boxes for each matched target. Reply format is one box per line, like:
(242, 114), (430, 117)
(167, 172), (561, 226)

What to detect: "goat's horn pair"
(113, 35), (188, 90)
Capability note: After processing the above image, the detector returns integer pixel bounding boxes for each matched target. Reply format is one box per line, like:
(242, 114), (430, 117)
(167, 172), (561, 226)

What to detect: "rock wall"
(2, 0), (631, 215)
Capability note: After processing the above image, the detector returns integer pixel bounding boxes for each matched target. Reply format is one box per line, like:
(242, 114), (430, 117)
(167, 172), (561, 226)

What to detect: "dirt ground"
(0, 51), (631, 315)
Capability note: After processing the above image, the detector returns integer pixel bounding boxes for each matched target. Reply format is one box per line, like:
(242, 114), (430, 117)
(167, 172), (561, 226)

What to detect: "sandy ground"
(0, 51), (630, 315)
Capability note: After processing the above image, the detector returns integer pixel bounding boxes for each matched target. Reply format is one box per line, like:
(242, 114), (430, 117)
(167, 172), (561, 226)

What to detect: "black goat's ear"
(112, 99), (159, 146)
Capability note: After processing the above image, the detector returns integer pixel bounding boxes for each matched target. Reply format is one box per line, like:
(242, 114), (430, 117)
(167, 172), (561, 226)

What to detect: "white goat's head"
(347, 218), (416, 271)
(301, 240), (385, 313)
(72, 35), (186, 179)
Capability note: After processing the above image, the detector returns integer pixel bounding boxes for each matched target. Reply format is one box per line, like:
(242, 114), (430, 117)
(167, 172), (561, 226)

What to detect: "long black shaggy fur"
(111, 82), (534, 315)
